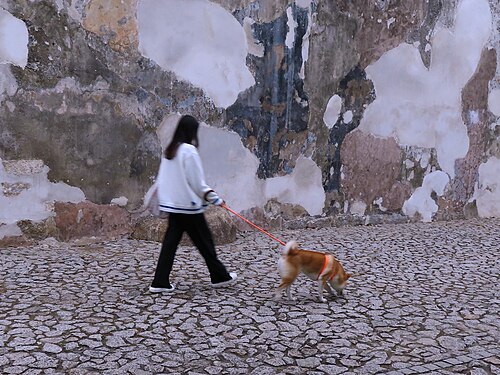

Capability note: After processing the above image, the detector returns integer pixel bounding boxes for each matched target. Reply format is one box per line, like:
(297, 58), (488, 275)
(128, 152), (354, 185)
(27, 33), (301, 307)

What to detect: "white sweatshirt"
(157, 143), (213, 214)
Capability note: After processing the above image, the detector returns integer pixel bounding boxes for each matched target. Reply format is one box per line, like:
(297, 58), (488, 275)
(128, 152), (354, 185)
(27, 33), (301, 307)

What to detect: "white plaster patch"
(265, 157), (325, 215)
(0, 223), (22, 238)
(0, 9), (29, 68)
(373, 197), (387, 212)
(489, 89), (500, 116)
(5, 100), (15, 112)
(358, 0), (492, 178)
(473, 157), (500, 218)
(285, 6), (297, 49)
(402, 170), (450, 222)
(156, 114), (326, 215)
(295, 0), (312, 8)
(419, 149), (431, 169)
(198, 125), (265, 212)
(343, 110), (353, 124)
(350, 200), (367, 216)
(298, 2), (312, 80)
(468, 110), (480, 125)
(0, 9), (28, 101)
(404, 159), (415, 169)
(137, 0), (255, 108)
(243, 17), (264, 57)
(0, 159), (85, 238)
(323, 95), (342, 128)
(111, 196), (128, 206)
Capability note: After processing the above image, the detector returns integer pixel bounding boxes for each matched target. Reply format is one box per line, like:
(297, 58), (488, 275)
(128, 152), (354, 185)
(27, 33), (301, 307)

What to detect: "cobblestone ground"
(1, 218), (499, 374)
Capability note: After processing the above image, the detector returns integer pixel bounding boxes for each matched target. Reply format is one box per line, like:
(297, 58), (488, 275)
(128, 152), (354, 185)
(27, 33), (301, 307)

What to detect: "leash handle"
(221, 203), (286, 246)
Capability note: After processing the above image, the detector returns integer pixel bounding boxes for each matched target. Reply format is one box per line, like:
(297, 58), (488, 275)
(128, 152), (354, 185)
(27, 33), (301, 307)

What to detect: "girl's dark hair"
(165, 115), (200, 160)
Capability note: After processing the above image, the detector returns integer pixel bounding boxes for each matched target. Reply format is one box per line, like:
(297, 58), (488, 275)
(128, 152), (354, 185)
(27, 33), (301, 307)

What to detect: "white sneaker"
(211, 272), (238, 288)
(149, 284), (175, 293)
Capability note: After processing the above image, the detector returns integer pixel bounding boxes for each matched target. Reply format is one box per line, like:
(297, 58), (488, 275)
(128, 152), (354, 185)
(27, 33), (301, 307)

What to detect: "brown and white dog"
(275, 241), (353, 302)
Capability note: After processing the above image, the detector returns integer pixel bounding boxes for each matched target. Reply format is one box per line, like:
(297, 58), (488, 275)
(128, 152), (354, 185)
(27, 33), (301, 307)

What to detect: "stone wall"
(0, 0), (499, 244)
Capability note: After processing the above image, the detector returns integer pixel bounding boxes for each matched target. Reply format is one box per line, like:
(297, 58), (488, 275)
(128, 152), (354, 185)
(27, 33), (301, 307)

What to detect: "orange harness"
(318, 254), (336, 281)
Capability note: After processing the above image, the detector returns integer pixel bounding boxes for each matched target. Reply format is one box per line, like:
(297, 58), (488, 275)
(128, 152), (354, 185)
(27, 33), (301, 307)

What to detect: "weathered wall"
(0, 0), (499, 242)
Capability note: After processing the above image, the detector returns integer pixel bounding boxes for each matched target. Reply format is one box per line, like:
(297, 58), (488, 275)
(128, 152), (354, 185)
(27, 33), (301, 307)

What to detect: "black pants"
(152, 212), (231, 286)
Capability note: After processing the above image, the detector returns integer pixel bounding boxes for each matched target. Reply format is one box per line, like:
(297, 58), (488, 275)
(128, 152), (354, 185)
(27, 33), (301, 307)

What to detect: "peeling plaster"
(323, 95), (342, 128)
(265, 157), (325, 215)
(489, 89), (500, 116)
(473, 157), (500, 218)
(358, 0), (492, 178)
(296, 0), (312, 80)
(343, 110), (353, 124)
(0, 8), (29, 67)
(137, 0), (255, 108)
(403, 171), (450, 222)
(0, 159), (85, 238)
(0, 8), (28, 101)
(349, 200), (367, 216)
(243, 17), (264, 57)
(295, 0), (312, 8)
(285, 6), (297, 49)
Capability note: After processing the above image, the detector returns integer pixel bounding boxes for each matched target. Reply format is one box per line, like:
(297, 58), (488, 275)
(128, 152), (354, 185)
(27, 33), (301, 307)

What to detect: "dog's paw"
(319, 297), (327, 303)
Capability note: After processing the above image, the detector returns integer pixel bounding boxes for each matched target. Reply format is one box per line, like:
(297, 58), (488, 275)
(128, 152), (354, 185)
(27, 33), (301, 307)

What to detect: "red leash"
(221, 203), (286, 246)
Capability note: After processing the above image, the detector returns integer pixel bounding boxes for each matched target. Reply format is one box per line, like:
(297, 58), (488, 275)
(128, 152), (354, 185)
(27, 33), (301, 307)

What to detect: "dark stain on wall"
(324, 66), (375, 192)
(227, 4), (309, 179)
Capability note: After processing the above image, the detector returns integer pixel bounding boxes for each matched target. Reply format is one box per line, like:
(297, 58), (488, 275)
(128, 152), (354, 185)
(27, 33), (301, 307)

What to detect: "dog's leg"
(337, 288), (345, 298)
(317, 281), (327, 303)
(274, 287), (282, 301)
(324, 282), (336, 296)
(285, 285), (295, 301)
(328, 280), (346, 299)
(275, 279), (296, 301)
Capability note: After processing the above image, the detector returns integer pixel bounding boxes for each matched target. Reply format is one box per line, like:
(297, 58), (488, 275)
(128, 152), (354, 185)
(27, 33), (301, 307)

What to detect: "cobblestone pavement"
(1, 218), (499, 374)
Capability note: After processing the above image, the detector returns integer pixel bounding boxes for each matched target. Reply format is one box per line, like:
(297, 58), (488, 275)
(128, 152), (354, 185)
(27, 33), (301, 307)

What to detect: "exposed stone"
(131, 215), (168, 243)
(236, 199), (309, 231)
(1, 182), (31, 197)
(54, 201), (132, 241)
(380, 181), (412, 212)
(340, 130), (403, 212)
(83, 0), (139, 52)
(0, 235), (32, 248)
(1, 160), (45, 175)
(17, 218), (58, 241)
(204, 206), (238, 245)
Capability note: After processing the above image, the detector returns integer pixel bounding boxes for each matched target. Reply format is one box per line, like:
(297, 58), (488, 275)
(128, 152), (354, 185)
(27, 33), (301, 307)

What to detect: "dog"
(275, 241), (353, 303)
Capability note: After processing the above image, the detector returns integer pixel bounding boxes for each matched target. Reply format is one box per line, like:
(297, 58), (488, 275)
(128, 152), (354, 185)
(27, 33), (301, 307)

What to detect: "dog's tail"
(283, 241), (300, 256)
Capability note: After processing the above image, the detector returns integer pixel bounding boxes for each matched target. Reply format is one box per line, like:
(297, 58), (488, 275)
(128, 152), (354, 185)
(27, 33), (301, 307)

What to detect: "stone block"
(54, 201), (132, 241)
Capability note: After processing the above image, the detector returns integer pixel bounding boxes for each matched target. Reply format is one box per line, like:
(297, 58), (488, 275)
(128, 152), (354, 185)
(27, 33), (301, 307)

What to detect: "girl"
(149, 115), (237, 293)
